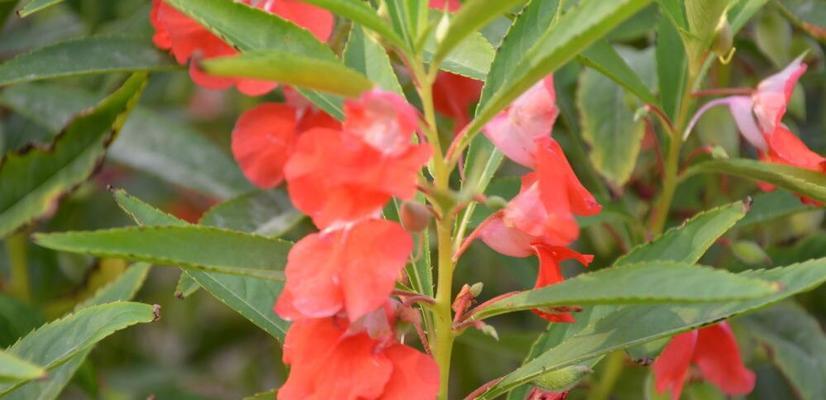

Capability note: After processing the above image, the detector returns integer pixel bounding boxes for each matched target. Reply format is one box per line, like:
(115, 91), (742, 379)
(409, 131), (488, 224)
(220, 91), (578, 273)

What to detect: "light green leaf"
(343, 25), (403, 94)
(384, 0), (427, 49)
(656, 0), (687, 29)
(112, 191), (290, 340)
(0, 350), (44, 382)
(33, 226), (290, 281)
(577, 46), (653, 185)
(729, 0), (771, 33)
(755, 8), (793, 67)
(476, 258), (826, 398)
(199, 190), (302, 238)
(616, 201), (747, 266)
(681, 158), (826, 204)
(656, 13), (687, 119)
(465, 261), (775, 322)
(203, 50), (373, 97)
(578, 41), (657, 104)
(0, 73), (147, 238)
(423, 27), (495, 80)
(165, 0), (344, 118)
(431, 0), (527, 69)
(0, 36), (174, 86)
(174, 272), (199, 299)
(15, 0), (62, 17)
(0, 83), (252, 199)
(742, 302), (826, 400)
(76, 263), (151, 309)
(0, 302), (156, 395)
(299, 0), (406, 49)
(459, 0), (652, 166)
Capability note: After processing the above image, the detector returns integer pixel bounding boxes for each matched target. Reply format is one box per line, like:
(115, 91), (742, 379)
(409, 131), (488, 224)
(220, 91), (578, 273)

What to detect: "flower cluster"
(460, 76), (602, 322)
(686, 57), (825, 203)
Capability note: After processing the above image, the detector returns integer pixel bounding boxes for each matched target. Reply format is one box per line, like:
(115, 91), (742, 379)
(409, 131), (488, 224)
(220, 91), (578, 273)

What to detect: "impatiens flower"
(285, 90), (431, 228)
(483, 76), (558, 168)
(279, 315), (439, 400)
(151, 0), (333, 95)
(275, 219), (412, 322)
(653, 322), (755, 400)
(429, 0), (461, 12)
(231, 102), (339, 189)
(530, 245), (593, 322)
(433, 72), (483, 134)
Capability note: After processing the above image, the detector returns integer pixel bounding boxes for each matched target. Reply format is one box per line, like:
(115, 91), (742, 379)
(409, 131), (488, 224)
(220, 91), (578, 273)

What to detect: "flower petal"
(344, 90), (419, 156)
(231, 103), (298, 188)
(693, 322), (756, 396)
(653, 330), (699, 400)
(478, 213), (536, 258)
(380, 344), (440, 400)
(262, 0), (335, 42)
(753, 56), (807, 133)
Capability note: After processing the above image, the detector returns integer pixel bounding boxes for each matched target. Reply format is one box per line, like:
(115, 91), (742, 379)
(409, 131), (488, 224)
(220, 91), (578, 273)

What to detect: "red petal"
(232, 103), (298, 188)
(433, 72), (482, 133)
(380, 345), (440, 400)
(530, 245), (592, 323)
(428, 0), (461, 12)
(478, 213), (535, 258)
(653, 330), (698, 400)
(693, 322), (756, 396)
(764, 125), (826, 172)
(264, 0), (335, 42)
(344, 90), (420, 156)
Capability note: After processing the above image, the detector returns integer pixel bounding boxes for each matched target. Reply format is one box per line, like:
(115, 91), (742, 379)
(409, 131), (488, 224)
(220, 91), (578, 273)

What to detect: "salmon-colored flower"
(530, 245), (593, 322)
(275, 219), (412, 322)
(231, 103), (339, 189)
(433, 72), (483, 134)
(285, 91), (430, 228)
(653, 322), (755, 400)
(151, 0), (333, 95)
(483, 76), (558, 168)
(279, 316), (439, 400)
(429, 0), (461, 12)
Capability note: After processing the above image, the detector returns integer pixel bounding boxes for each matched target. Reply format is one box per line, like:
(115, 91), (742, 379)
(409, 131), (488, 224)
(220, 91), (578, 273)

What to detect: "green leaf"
(34, 226), (290, 281)
(615, 201), (747, 266)
(681, 158), (826, 204)
(742, 302), (826, 399)
(777, 0), (826, 41)
(656, 0), (687, 29)
(729, 0), (771, 33)
(577, 47), (653, 186)
(431, 0), (527, 68)
(460, 0), (652, 165)
(465, 261), (775, 322)
(0, 302), (156, 395)
(734, 191), (813, 228)
(243, 389), (278, 400)
(76, 263), (151, 309)
(384, 0), (426, 49)
(203, 50), (373, 97)
(15, 0), (63, 17)
(0, 73), (147, 238)
(174, 271), (200, 299)
(476, 257), (826, 398)
(0, 83), (252, 199)
(0, 36), (174, 86)
(0, 350), (45, 382)
(755, 8), (792, 67)
(113, 189), (185, 227)
(112, 191), (290, 340)
(164, 0), (344, 118)
(199, 190), (302, 238)
(423, 25), (495, 80)
(656, 13), (687, 119)
(578, 41), (657, 104)
(299, 0), (406, 49)
(343, 25), (403, 94)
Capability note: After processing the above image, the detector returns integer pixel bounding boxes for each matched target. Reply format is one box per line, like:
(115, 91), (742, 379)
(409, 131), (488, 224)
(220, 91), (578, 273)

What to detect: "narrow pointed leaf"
(199, 190), (302, 238)
(656, 13), (687, 119)
(16, 0), (63, 17)
(0, 36), (174, 86)
(464, 261), (776, 322)
(203, 51), (373, 97)
(0, 302), (156, 395)
(113, 189), (185, 227)
(343, 25), (403, 94)
(476, 258), (826, 398)
(0, 350), (44, 382)
(76, 263), (151, 309)
(682, 158), (826, 204)
(0, 73), (147, 238)
(578, 41), (657, 104)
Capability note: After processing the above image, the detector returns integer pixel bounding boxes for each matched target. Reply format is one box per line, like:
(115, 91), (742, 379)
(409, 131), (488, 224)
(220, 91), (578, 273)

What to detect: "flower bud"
(712, 17), (735, 62)
(400, 201), (431, 232)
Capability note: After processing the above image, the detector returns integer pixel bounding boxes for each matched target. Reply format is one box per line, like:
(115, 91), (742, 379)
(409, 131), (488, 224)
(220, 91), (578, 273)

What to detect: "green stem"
(5, 232), (30, 302)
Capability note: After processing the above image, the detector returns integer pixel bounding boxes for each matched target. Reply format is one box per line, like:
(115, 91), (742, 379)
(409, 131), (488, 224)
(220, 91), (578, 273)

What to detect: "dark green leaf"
(200, 190), (302, 238)
(112, 189), (185, 227)
(734, 191), (813, 228)
(465, 261), (775, 322)
(681, 158), (826, 204)
(0, 73), (147, 238)
(578, 41), (657, 104)
(0, 36), (174, 86)
(203, 50), (373, 97)
(656, 13), (687, 119)
(16, 0), (63, 17)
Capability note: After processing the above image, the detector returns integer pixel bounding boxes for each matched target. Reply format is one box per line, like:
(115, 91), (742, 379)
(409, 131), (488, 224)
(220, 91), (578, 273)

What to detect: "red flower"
(429, 0), (461, 12)
(231, 102), (339, 189)
(483, 76), (558, 168)
(653, 322), (755, 400)
(433, 72), (483, 134)
(530, 245), (593, 322)
(275, 219), (412, 322)
(284, 90), (431, 228)
(279, 316), (439, 400)
(151, 0), (333, 95)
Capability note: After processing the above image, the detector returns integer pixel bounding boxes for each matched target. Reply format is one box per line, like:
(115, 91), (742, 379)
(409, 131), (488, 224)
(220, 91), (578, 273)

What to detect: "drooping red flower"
(760, 125), (826, 174)
(653, 322), (755, 400)
(284, 90), (431, 228)
(483, 76), (558, 168)
(429, 0), (461, 12)
(278, 316), (439, 400)
(433, 72), (483, 134)
(530, 245), (593, 322)
(151, 0), (334, 95)
(231, 103), (339, 189)
(275, 219), (412, 322)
